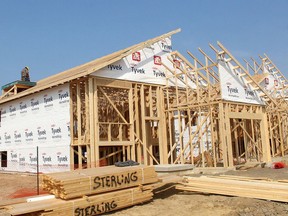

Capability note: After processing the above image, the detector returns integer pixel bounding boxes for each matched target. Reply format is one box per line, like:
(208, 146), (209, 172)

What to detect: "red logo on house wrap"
(154, 56), (162, 65)
(274, 80), (278, 86)
(173, 59), (181, 68)
(132, 52), (141, 62)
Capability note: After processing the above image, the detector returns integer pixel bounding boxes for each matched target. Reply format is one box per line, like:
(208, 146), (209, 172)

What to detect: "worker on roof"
(21, 66), (30, 82)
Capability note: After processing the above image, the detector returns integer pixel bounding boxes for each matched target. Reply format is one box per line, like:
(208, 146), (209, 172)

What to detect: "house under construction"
(0, 29), (287, 173)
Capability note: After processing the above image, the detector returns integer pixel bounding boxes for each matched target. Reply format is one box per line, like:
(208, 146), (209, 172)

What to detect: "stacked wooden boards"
(0, 165), (159, 215)
(176, 175), (288, 202)
(0, 186), (153, 216)
(42, 165), (158, 199)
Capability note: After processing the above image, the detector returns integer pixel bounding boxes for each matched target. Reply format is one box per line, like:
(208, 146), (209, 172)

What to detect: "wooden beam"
(227, 112), (264, 120)
(89, 78), (96, 167)
(140, 84), (148, 165)
(94, 80), (100, 166)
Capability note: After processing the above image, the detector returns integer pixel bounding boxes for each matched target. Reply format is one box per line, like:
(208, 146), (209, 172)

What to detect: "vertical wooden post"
(69, 83), (75, 170)
(129, 87), (136, 161)
(134, 84), (142, 163)
(243, 120), (249, 161)
(267, 113), (275, 157)
(85, 80), (90, 167)
(218, 102), (228, 167)
(140, 84), (148, 165)
(78, 146), (82, 169)
(260, 112), (271, 162)
(233, 119), (239, 164)
(158, 87), (168, 164)
(76, 82), (82, 169)
(77, 82), (82, 146)
(210, 106), (217, 167)
(177, 110), (184, 164)
(224, 104), (233, 167)
(94, 80), (100, 166)
(277, 112), (285, 157)
(88, 78), (96, 167)
(148, 87), (153, 165)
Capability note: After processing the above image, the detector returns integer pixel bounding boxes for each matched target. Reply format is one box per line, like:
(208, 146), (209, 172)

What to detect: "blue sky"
(0, 0), (287, 89)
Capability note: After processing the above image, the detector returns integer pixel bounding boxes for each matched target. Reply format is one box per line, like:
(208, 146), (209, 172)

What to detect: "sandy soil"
(112, 190), (288, 216)
(0, 172), (39, 200)
(112, 167), (288, 216)
(1, 167), (288, 216)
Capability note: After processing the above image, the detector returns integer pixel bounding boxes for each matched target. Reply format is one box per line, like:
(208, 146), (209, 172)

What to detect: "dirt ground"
(1, 167), (288, 216)
(0, 172), (39, 200)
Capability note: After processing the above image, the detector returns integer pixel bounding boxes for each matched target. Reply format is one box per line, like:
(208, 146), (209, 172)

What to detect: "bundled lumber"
(1, 185), (153, 216)
(176, 175), (288, 202)
(42, 165), (158, 199)
(0, 165), (159, 215)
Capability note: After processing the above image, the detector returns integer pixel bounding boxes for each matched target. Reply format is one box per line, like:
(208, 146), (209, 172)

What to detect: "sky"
(0, 0), (287, 89)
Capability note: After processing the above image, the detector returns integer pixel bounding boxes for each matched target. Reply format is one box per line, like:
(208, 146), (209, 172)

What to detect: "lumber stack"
(42, 165), (158, 199)
(176, 175), (288, 202)
(0, 165), (158, 215)
(1, 186), (153, 216)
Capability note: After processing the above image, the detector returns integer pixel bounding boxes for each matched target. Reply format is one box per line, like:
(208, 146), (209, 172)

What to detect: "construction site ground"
(1, 167), (288, 216)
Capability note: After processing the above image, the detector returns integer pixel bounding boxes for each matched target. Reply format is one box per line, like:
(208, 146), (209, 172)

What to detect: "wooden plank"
(218, 103), (228, 167)
(94, 80), (100, 166)
(129, 87), (136, 161)
(224, 104), (233, 167)
(140, 85), (148, 165)
(88, 78), (96, 167)
(227, 112), (263, 120)
(177, 175), (288, 203)
(98, 141), (133, 146)
(96, 78), (132, 89)
(69, 83), (75, 169)
(134, 84), (142, 163)
(260, 112), (272, 162)
(84, 79), (89, 142)
(77, 82), (82, 145)
(158, 87), (168, 164)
